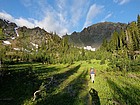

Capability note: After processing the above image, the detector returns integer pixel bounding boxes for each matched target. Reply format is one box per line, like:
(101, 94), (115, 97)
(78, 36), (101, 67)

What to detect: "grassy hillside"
(0, 60), (139, 105)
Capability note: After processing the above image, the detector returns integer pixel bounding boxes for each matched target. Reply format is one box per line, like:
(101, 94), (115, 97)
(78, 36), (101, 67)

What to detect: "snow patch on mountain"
(3, 40), (11, 45)
(14, 27), (19, 37)
(11, 37), (16, 40)
(84, 46), (96, 51)
(13, 48), (20, 51)
(31, 42), (38, 49)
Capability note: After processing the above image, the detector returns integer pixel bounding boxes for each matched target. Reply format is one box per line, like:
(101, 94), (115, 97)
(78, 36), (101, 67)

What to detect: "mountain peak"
(65, 22), (127, 49)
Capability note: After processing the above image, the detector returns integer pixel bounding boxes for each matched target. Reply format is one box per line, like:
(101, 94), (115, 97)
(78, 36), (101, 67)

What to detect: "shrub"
(100, 59), (105, 65)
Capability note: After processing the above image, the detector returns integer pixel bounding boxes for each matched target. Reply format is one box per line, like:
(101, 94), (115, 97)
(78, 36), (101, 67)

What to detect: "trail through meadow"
(0, 60), (139, 105)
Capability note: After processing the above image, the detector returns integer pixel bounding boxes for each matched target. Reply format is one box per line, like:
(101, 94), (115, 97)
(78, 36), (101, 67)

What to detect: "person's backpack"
(90, 69), (94, 74)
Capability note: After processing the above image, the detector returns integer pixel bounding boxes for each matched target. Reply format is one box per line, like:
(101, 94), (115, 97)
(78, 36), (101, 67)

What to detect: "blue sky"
(0, 0), (140, 36)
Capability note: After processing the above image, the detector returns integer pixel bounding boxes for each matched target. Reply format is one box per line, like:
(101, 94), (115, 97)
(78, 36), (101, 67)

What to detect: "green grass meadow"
(0, 60), (139, 105)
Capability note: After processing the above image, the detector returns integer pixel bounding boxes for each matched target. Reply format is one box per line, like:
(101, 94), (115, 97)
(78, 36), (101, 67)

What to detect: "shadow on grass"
(34, 66), (60, 75)
(37, 66), (90, 105)
(118, 78), (140, 104)
(40, 64), (81, 94)
(0, 63), (81, 105)
(89, 88), (100, 105)
(53, 64), (81, 81)
(0, 63), (64, 105)
(107, 79), (140, 105)
(0, 66), (39, 105)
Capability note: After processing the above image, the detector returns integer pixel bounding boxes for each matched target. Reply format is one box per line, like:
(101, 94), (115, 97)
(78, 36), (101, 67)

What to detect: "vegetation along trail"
(1, 59), (139, 105)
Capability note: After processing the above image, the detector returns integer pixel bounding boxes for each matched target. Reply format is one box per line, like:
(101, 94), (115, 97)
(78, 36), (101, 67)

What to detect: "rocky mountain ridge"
(0, 18), (127, 50)
(0, 18), (61, 52)
(64, 22), (127, 49)
(0, 19), (52, 39)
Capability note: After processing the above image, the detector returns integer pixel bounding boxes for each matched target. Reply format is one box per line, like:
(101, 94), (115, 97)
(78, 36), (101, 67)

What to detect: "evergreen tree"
(101, 38), (108, 50)
(125, 29), (134, 51)
(0, 29), (6, 64)
(130, 22), (139, 50)
(120, 30), (126, 49)
(109, 31), (120, 51)
(137, 15), (140, 35)
(126, 22), (139, 51)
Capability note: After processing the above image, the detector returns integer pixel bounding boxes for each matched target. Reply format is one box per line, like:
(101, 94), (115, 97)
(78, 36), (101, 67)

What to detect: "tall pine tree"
(137, 15), (140, 35)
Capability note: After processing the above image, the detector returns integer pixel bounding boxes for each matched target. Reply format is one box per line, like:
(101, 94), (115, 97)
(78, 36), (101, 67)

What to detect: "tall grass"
(0, 60), (139, 105)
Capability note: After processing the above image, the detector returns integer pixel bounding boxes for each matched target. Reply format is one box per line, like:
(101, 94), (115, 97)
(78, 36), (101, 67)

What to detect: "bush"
(100, 59), (105, 65)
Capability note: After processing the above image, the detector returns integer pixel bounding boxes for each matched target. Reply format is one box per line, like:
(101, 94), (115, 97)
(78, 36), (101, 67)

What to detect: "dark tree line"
(100, 15), (140, 72)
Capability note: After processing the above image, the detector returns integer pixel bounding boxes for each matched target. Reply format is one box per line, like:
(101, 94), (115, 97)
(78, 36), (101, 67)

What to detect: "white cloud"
(113, 0), (130, 5)
(20, 0), (72, 35)
(0, 11), (68, 36)
(21, 0), (32, 7)
(15, 18), (35, 28)
(0, 11), (14, 21)
(37, 12), (69, 35)
(0, 0), (101, 36)
(0, 11), (35, 28)
(83, 4), (104, 28)
(101, 13), (112, 22)
(70, 0), (89, 26)
(55, 0), (90, 32)
(56, 0), (67, 9)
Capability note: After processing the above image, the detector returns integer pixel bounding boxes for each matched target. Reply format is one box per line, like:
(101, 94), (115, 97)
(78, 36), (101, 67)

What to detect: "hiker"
(90, 67), (96, 83)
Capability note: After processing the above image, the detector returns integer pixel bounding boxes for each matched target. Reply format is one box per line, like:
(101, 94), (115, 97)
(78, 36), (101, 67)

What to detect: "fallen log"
(33, 90), (41, 101)
(33, 76), (54, 101)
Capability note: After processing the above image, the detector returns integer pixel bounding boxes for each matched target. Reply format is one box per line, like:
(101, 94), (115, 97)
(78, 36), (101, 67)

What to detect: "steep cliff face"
(0, 19), (61, 51)
(0, 19), (51, 38)
(0, 19), (17, 37)
(0, 18), (127, 50)
(65, 22), (127, 49)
